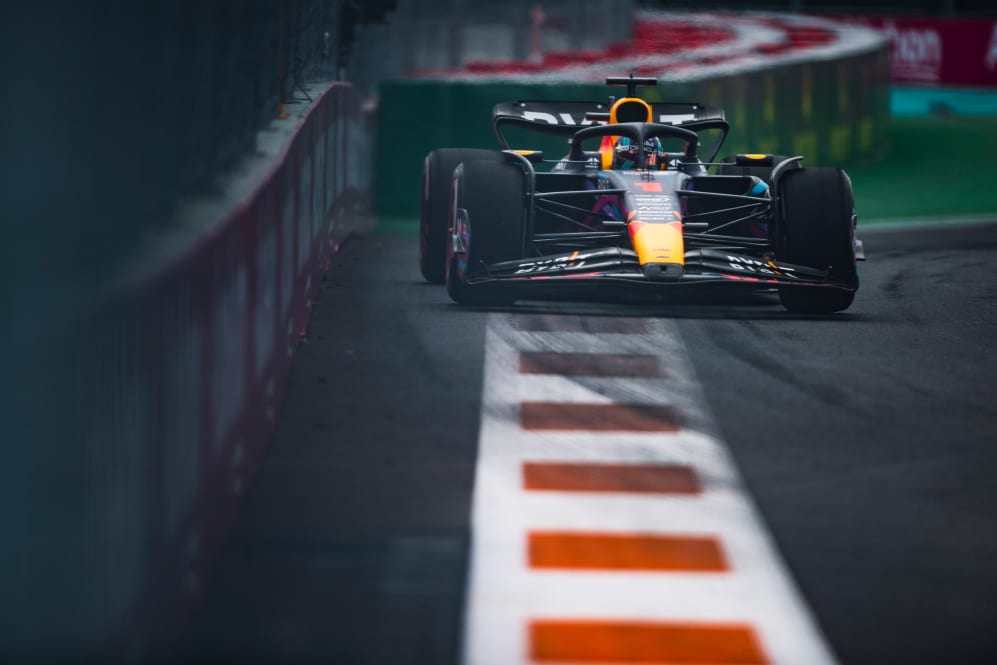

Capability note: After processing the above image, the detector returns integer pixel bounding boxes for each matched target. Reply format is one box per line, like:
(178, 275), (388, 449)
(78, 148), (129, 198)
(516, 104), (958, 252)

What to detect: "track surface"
(180, 222), (997, 664)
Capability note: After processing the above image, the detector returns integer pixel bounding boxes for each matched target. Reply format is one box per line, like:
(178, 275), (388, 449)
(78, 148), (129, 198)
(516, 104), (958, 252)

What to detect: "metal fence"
(0, 1), (370, 332)
(0, 1), (381, 658)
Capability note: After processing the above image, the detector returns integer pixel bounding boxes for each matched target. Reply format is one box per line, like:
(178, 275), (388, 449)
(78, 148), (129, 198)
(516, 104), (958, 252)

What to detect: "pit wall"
(375, 12), (890, 217)
(2, 82), (370, 661)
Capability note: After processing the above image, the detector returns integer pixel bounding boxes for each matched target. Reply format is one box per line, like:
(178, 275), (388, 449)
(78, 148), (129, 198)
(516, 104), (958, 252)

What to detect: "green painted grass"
(848, 116), (997, 224)
(373, 115), (997, 235)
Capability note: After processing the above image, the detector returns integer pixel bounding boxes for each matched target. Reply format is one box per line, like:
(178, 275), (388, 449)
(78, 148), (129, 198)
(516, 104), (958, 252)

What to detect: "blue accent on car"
(749, 181), (769, 196)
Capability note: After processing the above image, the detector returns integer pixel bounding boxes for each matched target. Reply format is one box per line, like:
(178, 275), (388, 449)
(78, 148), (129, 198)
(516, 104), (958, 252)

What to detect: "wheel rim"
(448, 207), (470, 284)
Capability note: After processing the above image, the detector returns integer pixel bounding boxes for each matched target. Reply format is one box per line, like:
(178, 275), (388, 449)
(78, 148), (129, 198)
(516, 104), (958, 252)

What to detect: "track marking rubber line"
(460, 314), (837, 665)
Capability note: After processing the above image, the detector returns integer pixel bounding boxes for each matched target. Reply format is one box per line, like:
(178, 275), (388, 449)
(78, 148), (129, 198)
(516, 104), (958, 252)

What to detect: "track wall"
(1, 82), (370, 661)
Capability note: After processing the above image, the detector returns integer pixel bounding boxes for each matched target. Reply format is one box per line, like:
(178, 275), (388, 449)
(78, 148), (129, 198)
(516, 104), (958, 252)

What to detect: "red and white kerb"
(461, 313), (836, 665)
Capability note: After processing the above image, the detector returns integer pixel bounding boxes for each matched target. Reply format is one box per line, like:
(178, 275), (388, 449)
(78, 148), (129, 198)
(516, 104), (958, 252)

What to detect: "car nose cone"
(642, 262), (684, 281)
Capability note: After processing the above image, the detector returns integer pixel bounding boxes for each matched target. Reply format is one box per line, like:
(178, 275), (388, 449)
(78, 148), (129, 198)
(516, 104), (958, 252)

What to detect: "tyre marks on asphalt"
(461, 313), (836, 665)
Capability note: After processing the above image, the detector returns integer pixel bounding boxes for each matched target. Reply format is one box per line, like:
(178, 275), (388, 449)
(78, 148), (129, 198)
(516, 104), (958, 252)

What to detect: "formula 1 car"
(419, 75), (862, 313)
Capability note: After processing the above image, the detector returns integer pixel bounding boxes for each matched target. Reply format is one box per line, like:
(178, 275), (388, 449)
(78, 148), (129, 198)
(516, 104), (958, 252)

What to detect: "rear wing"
(492, 100), (728, 162)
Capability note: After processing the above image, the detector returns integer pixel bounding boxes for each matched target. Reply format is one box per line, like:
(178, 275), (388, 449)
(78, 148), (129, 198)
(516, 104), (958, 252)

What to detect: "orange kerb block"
(522, 462), (700, 494)
(530, 620), (769, 664)
(512, 315), (649, 333)
(519, 351), (662, 377)
(528, 532), (727, 572)
(520, 402), (679, 431)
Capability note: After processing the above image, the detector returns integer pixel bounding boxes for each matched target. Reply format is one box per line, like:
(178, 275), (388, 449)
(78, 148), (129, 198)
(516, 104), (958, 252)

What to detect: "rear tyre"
(773, 167), (858, 314)
(717, 154), (790, 184)
(445, 160), (526, 306)
(420, 149), (505, 284)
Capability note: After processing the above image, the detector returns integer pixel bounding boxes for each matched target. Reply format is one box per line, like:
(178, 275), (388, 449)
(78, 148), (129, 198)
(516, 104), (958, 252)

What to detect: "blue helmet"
(613, 136), (663, 169)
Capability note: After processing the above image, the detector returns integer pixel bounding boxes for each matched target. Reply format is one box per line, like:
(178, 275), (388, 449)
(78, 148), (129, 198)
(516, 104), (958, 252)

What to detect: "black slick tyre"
(774, 167), (858, 314)
(445, 159), (526, 306)
(419, 148), (504, 284)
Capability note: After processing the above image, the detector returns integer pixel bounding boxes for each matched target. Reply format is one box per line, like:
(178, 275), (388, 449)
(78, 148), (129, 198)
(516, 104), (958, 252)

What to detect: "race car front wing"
(466, 247), (856, 291)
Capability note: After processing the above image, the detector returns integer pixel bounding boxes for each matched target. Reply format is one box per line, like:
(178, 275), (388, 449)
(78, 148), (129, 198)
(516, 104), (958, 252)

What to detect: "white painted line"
(461, 314), (837, 665)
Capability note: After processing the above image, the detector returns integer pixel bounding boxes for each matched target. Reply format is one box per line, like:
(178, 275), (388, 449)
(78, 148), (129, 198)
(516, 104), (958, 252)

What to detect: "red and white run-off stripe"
(461, 313), (837, 665)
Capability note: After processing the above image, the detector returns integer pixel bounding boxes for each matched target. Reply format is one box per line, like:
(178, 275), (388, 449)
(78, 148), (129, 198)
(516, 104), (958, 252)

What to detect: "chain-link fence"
(0, 2), (389, 658)
(0, 0), (397, 335)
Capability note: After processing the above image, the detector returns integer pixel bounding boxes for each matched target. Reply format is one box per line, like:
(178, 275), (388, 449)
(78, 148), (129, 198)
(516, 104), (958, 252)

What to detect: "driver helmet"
(613, 136), (664, 170)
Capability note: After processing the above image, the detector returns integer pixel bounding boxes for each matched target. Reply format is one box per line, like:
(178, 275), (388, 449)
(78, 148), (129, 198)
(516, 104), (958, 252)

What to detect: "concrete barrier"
(374, 12), (889, 216)
(0, 81), (370, 661)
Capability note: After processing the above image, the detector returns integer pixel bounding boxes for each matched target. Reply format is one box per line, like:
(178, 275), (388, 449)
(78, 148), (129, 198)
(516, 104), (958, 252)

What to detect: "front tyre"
(420, 149), (505, 284)
(774, 167), (858, 314)
(445, 160), (527, 306)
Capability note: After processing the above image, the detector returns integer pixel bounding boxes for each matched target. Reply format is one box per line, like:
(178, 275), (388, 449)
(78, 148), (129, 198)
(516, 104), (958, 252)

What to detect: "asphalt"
(176, 84), (997, 664)
(674, 222), (997, 664)
(177, 238), (491, 664)
(179, 221), (997, 665)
